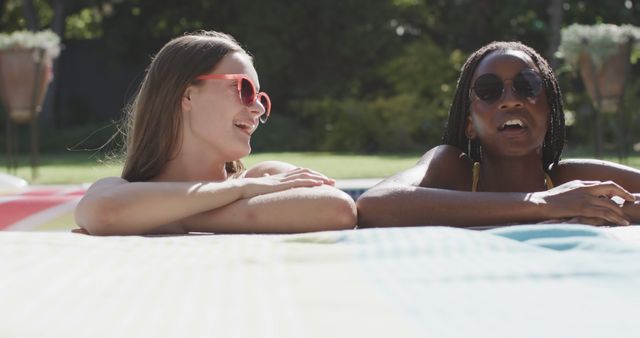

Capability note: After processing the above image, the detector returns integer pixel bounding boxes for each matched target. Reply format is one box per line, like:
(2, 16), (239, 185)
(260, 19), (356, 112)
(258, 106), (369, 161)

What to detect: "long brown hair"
(121, 31), (248, 181)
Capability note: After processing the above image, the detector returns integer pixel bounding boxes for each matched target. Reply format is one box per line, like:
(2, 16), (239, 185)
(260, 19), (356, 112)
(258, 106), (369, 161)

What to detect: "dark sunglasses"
(471, 69), (543, 103)
(195, 73), (271, 123)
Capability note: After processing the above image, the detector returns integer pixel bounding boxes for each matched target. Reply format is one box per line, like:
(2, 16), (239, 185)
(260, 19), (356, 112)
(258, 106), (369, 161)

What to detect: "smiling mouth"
(498, 119), (526, 131)
(234, 120), (256, 135)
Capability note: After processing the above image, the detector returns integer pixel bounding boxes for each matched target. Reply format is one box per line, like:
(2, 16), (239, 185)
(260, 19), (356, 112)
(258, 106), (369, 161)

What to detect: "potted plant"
(557, 23), (640, 112)
(557, 23), (640, 158)
(0, 29), (61, 123)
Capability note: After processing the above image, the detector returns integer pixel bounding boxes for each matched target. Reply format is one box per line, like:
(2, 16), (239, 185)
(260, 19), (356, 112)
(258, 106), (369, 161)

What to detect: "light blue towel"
(347, 225), (640, 338)
(488, 223), (640, 252)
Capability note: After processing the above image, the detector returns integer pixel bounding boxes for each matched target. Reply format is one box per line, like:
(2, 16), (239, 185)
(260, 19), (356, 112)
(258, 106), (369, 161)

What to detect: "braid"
(442, 41), (565, 172)
(538, 60), (565, 171)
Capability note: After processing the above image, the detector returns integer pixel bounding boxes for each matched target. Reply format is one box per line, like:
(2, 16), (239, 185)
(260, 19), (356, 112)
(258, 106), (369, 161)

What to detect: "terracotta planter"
(0, 47), (52, 123)
(578, 41), (632, 113)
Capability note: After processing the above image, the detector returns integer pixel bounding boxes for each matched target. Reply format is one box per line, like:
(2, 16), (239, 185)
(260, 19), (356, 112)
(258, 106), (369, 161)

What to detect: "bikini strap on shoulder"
(472, 162), (480, 192)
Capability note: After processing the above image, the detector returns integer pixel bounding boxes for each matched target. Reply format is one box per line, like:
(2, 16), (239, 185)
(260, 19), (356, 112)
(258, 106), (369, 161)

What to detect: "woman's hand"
(239, 167), (335, 199)
(71, 227), (90, 234)
(530, 180), (636, 226)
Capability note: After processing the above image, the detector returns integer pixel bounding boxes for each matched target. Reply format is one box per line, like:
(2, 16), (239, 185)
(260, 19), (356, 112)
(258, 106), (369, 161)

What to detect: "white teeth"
(502, 119), (524, 128)
(234, 121), (256, 132)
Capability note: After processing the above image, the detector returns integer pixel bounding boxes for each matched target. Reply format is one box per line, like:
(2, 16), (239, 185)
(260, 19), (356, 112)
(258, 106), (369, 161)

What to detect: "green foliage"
(249, 115), (313, 152)
(0, 122), (120, 154)
(299, 95), (421, 152)
(4, 0), (640, 155)
(0, 0), (52, 31)
(558, 64), (640, 156)
(393, 0), (551, 53)
(299, 36), (462, 153)
(617, 73), (640, 147)
(65, 7), (104, 39)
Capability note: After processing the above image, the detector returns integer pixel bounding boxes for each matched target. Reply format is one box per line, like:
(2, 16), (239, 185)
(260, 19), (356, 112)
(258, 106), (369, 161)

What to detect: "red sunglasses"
(195, 73), (271, 123)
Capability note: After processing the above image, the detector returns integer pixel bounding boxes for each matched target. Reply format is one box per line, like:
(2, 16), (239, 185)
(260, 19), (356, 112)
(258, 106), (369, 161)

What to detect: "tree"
(547, 0), (563, 69)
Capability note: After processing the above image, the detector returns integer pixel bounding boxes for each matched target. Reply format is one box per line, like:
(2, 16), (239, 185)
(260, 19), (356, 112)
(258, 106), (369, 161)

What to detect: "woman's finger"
(581, 204), (630, 226)
(284, 178), (324, 189)
(587, 195), (626, 218)
(286, 167), (333, 181)
(565, 216), (609, 226)
(282, 172), (333, 184)
(71, 228), (90, 235)
(587, 181), (635, 202)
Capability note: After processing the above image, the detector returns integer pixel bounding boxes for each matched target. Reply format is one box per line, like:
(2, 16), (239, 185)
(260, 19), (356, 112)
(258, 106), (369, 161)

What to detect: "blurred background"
(1, 0), (640, 166)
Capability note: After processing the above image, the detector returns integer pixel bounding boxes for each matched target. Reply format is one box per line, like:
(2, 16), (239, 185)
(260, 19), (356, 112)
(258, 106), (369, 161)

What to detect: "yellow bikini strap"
(544, 172), (554, 189)
(472, 162), (480, 192)
(473, 162), (554, 192)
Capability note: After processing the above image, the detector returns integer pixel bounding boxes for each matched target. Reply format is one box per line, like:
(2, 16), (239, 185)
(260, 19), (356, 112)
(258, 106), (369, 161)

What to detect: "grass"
(2, 151), (639, 185)
(0, 152), (421, 184)
(1, 153), (122, 185)
(244, 152), (420, 178)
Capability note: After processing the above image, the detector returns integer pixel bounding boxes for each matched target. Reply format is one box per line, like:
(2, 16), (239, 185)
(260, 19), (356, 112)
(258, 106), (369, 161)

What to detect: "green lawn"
(0, 152), (421, 184)
(2, 151), (639, 185)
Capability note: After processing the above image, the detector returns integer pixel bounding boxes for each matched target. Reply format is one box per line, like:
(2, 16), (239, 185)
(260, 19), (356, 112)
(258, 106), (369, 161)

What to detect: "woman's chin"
(242, 143), (252, 157)
(227, 145), (251, 160)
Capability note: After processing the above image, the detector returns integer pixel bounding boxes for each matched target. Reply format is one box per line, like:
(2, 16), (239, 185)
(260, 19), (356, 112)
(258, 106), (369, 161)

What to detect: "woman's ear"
(181, 87), (193, 113)
(465, 115), (477, 139)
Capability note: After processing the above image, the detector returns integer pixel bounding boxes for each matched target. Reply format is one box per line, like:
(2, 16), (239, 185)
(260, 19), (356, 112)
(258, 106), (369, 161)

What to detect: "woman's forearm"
(356, 185), (544, 228)
(76, 165), (343, 235)
(181, 186), (357, 233)
(75, 180), (244, 235)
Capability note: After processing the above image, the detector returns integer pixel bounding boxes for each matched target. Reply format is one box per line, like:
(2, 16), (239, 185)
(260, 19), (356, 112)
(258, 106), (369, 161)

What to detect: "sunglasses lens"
(514, 70), (543, 99)
(238, 76), (271, 123)
(473, 74), (503, 102)
(240, 78), (255, 105)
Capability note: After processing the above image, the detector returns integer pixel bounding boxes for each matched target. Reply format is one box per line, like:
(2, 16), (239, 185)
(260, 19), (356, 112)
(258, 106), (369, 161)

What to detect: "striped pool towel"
(0, 186), (86, 231)
(0, 225), (639, 338)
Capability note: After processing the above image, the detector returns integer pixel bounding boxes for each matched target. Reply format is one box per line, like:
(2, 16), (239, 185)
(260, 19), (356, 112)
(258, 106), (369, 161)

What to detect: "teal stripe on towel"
(487, 224), (638, 252)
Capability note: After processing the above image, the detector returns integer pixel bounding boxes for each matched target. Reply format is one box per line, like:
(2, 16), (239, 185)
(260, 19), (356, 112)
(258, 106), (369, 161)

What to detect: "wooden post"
(5, 113), (16, 172)
(0, 47), (50, 179)
(29, 48), (45, 179)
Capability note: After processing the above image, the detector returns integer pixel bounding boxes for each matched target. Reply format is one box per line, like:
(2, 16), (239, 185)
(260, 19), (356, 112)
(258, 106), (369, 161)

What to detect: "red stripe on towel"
(0, 196), (77, 230)
(20, 189), (61, 196)
(65, 189), (87, 196)
(20, 188), (84, 196)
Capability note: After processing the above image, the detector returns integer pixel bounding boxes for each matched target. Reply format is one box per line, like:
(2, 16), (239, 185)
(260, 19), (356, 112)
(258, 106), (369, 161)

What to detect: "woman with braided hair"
(357, 41), (640, 228)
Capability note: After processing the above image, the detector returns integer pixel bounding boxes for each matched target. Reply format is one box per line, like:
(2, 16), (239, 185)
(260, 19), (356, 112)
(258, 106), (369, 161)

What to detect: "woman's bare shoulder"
(418, 144), (471, 163)
(85, 176), (128, 192)
(418, 145), (474, 190)
(551, 158), (640, 188)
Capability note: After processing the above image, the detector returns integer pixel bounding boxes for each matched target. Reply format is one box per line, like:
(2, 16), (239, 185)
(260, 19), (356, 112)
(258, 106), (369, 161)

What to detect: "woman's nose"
(249, 99), (266, 117)
(498, 81), (524, 109)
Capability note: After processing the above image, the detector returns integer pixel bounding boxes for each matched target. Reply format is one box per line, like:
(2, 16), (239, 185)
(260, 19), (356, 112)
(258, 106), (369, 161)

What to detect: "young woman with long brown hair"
(75, 31), (356, 235)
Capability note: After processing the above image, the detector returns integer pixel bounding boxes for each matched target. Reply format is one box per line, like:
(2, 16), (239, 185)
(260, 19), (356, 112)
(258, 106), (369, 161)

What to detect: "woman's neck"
(154, 158), (228, 182)
(477, 155), (547, 192)
(152, 144), (229, 182)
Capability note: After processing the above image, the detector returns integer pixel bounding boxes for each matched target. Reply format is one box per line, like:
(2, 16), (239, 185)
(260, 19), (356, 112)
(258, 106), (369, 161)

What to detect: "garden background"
(1, 0), (640, 182)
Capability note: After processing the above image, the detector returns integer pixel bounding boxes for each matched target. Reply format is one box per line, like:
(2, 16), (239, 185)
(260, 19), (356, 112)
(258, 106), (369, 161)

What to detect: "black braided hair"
(442, 41), (565, 172)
